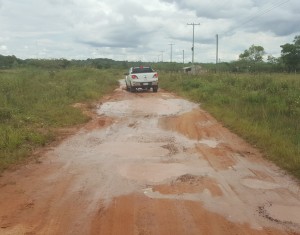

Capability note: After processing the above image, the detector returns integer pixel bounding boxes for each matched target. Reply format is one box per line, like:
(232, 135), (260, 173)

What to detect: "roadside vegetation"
(0, 68), (119, 172)
(159, 72), (300, 179)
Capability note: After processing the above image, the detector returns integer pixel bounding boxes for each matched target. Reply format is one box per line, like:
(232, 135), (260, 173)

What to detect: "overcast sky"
(0, 0), (299, 63)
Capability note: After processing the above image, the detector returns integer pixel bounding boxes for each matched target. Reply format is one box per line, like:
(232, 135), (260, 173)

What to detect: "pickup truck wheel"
(153, 87), (158, 93)
(130, 86), (135, 92)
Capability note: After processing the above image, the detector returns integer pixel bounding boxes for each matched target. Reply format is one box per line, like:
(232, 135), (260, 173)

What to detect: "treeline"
(0, 55), (297, 74)
(211, 35), (300, 73)
(0, 55), (181, 72)
(0, 55), (129, 70)
(205, 60), (286, 73)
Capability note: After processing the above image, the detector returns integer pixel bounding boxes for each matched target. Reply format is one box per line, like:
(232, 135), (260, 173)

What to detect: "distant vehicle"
(125, 66), (158, 92)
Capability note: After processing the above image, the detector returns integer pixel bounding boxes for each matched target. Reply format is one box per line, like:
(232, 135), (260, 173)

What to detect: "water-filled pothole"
(198, 139), (220, 148)
(241, 179), (281, 190)
(118, 163), (189, 183)
(97, 98), (198, 117)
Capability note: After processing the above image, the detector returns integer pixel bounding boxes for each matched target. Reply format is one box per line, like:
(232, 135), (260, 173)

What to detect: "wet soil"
(0, 81), (300, 235)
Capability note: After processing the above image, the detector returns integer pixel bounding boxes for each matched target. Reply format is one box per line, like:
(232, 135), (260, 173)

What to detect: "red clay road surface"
(0, 81), (300, 235)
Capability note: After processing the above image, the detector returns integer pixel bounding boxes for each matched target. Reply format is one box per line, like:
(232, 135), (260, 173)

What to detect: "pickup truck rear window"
(132, 67), (154, 73)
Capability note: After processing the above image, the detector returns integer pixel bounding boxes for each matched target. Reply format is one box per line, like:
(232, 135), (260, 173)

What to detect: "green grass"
(160, 72), (300, 179)
(0, 68), (119, 171)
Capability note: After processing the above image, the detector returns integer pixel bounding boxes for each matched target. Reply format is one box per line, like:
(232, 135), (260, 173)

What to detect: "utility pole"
(216, 34), (219, 71)
(160, 50), (164, 62)
(183, 50), (185, 64)
(187, 23), (200, 64)
(169, 43), (174, 62)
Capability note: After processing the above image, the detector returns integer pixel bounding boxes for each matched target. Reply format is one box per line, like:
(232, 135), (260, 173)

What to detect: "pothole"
(161, 143), (179, 156)
(198, 139), (220, 148)
(258, 202), (300, 227)
(118, 163), (189, 183)
(97, 98), (198, 117)
(153, 174), (223, 197)
(176, 174), (199, 182)
(96, 142), (169, 159)
(241, 178), (282, 190)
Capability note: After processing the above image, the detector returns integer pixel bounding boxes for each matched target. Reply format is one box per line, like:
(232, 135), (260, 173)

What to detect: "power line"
(241, 0), (289, 27)
(226, 0), (290, 34)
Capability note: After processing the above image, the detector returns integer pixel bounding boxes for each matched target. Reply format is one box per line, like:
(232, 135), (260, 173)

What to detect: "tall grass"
(0, 68), (119, 171)
(160, 72), (300, 179)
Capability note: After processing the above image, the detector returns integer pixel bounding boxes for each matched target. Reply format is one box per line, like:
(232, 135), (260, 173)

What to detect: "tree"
(0, 54), (21, 69)
(267, 55), (279, 64)
(239, 45), (265, 62)
(280, 35), (300, 72)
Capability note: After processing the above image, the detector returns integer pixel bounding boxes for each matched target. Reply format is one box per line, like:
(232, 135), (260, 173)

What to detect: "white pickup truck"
(125, 66), (158, 92)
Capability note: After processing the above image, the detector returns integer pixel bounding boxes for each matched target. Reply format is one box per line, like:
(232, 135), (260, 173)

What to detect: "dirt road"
(1, 81), (300, 235)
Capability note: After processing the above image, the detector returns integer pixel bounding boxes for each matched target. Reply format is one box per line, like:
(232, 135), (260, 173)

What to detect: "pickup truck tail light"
(153, 73), (158, 78)
(131, 75), (138, 79)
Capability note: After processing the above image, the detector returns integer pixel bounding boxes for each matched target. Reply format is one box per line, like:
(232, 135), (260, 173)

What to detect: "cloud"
(0, 0), (299, 61)
(0, 45), (7, 51)
(47, 0), (74, 5)
(69, 0), (177, 50)
(161, 0), (253, 19)
(161, 0), (300, 37)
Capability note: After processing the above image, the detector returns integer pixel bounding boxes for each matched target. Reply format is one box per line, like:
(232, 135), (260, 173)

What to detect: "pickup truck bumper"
(131, 81), (158, 88)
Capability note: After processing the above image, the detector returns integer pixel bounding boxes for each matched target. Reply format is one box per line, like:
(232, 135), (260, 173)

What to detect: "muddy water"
(0, 83), (300, 235)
